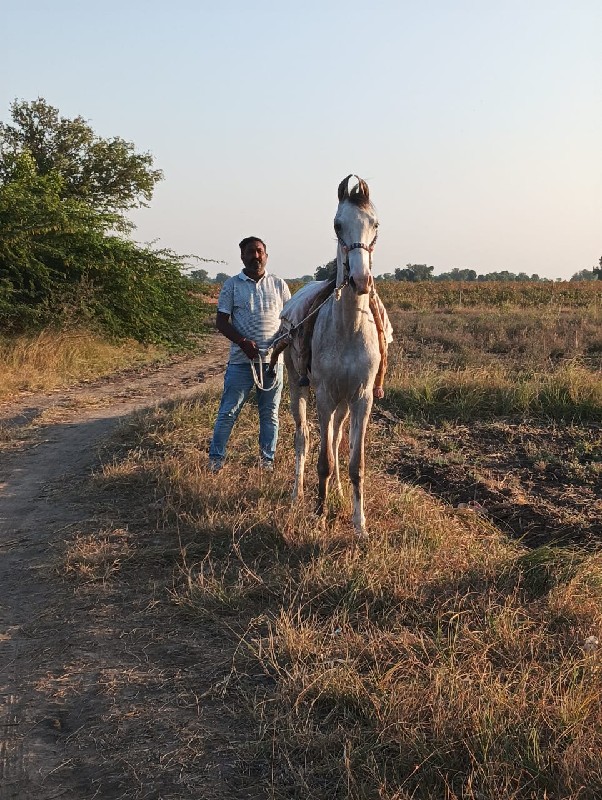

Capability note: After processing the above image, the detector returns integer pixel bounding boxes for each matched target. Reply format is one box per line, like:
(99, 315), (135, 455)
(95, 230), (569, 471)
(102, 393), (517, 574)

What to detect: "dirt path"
(0, 337), (245, 800)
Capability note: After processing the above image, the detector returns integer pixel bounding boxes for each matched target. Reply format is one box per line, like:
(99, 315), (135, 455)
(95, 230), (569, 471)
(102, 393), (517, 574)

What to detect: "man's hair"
(239, 236), (267, 253)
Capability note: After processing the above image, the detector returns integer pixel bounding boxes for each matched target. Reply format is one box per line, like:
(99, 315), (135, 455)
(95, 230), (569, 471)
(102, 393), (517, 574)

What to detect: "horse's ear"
(338, 175), (352, 201)
(357, 178), (370, 202)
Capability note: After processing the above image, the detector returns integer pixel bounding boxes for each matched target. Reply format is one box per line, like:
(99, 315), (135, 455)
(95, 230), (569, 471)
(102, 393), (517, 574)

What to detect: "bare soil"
(0, 336), (269, 800)
(375, 411), (602, 548)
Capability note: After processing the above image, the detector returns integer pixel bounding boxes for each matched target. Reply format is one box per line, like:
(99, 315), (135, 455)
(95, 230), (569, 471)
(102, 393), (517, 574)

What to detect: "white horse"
(285, 175), (382, 537)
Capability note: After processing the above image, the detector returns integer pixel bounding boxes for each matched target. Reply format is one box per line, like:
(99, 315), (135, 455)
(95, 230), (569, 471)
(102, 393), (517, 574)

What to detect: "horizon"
(4, 1), (601, 281)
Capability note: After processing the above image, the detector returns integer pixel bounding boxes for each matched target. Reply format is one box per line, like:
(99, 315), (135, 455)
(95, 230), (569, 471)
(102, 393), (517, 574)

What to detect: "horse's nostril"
(349, 276), (370, 295)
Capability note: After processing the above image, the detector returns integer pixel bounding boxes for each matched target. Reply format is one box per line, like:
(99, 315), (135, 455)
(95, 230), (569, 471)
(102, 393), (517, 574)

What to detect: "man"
(208, 236), (291, 471)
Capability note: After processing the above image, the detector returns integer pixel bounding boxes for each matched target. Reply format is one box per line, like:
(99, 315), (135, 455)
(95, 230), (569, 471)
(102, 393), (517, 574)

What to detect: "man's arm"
(216, 311), (258, 359)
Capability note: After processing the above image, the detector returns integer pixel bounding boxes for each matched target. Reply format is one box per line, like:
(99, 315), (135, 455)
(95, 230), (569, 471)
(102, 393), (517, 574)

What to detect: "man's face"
(241, 240), (268, 278)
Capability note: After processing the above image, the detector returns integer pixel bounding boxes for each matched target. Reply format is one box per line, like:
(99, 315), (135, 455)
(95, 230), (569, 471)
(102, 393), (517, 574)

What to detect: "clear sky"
(3, 1), (601, 280)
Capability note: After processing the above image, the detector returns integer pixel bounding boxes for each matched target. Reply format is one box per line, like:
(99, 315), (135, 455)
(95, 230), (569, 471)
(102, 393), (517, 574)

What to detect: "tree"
(570, 269), (597, 281)
(0, 152), (200, 343)
(315, 259), (337, 280)
(0, 99), (211, 344)
(395, 264), (434, 282)
(0, 152), (114, 318)
(214, 272), (230, 284)
(189, 268), (210, 282)
(0, 98), (162, 218)
(477, 270), (520, 282)
(434, 267), (476, 281)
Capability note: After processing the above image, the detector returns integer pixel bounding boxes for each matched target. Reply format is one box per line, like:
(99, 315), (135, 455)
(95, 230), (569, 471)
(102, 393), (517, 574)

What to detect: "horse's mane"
(337, 174), (371, 209)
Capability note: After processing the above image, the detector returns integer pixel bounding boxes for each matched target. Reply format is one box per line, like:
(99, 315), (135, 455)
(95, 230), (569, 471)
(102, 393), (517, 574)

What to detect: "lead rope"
(249, 290), (339, 393)
(250, 351), (280, 392)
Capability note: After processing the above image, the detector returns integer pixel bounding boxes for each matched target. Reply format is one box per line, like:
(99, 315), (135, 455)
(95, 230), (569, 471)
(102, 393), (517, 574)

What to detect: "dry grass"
(0, 328), (165, 400)
(52, 283), (601, 797)
(377, 280), (602, 312)
(383, 299), (602, 421)
(388, 306), (602, 369)
(64, 528), (133, 585)
(84, 382), (602, 800)
(385, 360), (602, 421)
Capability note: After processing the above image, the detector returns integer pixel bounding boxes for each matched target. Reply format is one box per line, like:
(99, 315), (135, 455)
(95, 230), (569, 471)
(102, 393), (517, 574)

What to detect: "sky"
(2, 0), (601, 280)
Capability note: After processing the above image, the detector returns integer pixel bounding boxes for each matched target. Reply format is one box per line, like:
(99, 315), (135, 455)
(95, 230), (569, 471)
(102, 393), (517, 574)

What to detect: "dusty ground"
(375, 411), (602, 548)
(0, 336), (265, 800)
(2, 331), (600, 798)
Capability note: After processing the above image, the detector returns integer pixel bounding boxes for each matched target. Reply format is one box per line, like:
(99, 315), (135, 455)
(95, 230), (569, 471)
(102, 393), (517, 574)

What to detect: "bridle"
(336, 227), (379, 291)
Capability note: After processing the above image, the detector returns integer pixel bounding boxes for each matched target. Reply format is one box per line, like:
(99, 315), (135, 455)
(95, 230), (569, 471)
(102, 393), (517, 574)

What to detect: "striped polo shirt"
(218, 271), (291, 365)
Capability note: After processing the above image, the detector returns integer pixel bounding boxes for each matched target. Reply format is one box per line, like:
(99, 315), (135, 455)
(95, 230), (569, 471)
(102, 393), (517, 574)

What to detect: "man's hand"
(239, 338), (259, 360)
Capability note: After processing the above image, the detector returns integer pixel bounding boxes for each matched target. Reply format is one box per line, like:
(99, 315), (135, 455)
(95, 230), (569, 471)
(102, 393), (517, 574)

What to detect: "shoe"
(209, 460), (223, 473)
(260, 459), (274, 472)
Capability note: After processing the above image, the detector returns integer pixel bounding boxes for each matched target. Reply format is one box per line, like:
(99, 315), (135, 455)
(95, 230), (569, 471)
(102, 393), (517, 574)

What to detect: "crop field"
(377, 280), (602, 547)
(61, 281), (602, 799)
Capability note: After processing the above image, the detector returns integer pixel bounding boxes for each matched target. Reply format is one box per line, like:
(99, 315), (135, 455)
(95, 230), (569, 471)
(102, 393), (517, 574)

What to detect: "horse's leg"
(285, 350), (309, 500)
(349, 394), (373, 536)
(316, 396), (335, 518)
(332, 402), (349, 497)
(291, 386), (310, 501)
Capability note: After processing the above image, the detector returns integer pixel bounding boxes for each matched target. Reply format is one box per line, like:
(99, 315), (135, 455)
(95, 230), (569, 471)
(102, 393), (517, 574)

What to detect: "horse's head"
(334, 175), (378, 295)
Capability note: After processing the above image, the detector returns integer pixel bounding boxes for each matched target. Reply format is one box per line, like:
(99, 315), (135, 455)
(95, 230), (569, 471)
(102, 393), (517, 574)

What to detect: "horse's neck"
(334, 251), (370, 333)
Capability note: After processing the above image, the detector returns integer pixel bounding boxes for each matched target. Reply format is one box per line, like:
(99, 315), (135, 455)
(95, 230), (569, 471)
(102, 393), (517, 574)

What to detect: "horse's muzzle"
(349, 276), (371, 295)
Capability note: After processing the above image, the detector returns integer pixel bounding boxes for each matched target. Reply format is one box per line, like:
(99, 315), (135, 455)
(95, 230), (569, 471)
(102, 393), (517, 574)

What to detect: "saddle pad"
(280, 280), (332, 327)
(280, 280), (394, 344)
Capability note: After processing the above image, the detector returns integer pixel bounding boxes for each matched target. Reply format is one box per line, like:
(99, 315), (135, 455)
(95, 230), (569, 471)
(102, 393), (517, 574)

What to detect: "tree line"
(196, 264), (602, 285)
(304, 261), (602, 284)
(376, 263), (602, 283)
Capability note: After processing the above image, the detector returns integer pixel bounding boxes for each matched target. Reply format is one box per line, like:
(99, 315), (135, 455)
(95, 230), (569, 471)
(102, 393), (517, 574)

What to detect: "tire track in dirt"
(0, 338), (232, 799)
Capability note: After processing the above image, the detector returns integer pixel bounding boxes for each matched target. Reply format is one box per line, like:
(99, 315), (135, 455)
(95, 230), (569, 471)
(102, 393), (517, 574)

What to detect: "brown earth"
(0, 336), (270, 800)
(375, 410), (602, 549)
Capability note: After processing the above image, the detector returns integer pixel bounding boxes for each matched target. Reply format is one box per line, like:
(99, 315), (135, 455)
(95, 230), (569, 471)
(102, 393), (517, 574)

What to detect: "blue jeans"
(209, 361), (284, 465)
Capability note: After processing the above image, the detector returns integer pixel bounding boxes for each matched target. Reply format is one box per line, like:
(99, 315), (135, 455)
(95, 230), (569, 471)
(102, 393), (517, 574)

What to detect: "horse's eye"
(374, 221), (379, 228)
(334, 221), (342, 232)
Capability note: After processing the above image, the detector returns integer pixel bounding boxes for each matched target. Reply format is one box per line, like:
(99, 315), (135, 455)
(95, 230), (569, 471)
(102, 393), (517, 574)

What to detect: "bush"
(0, 154), (202, 345)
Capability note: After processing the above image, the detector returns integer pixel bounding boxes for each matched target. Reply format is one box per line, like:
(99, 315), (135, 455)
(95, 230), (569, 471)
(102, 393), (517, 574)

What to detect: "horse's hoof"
(355, 528), (369, 541)
(373, 387), (384, 400)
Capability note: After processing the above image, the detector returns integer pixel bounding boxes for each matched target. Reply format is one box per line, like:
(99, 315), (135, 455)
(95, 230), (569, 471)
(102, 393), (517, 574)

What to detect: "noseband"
(337, 229), (379, 285)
